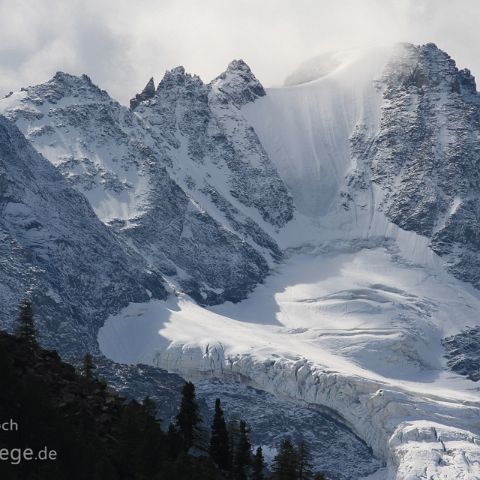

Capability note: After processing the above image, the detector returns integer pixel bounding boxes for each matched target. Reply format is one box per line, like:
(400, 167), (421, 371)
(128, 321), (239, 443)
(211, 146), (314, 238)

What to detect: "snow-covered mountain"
(2, 42), (480, 478)
(0, 66), (292, 305)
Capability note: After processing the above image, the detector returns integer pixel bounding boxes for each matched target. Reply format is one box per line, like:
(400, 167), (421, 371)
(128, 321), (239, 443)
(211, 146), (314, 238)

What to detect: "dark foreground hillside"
(0, 330), (223, 480)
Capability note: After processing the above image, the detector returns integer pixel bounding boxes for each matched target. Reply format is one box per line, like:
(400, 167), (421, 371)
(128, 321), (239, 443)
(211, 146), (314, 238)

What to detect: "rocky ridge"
(350, 43), (480, 289)
(0, 63), (293, 305)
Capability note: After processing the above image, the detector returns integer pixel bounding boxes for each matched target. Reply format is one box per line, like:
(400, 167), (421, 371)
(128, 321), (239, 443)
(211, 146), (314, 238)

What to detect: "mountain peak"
(130, 76), (156, 110)
(157, 66), (203, 91)
(382, 42), (477, 94)
(226, 59), (253, 74)
(210, 59), (265, 106)
(52, 71), (93, 85)
(19, 71), (110, 106)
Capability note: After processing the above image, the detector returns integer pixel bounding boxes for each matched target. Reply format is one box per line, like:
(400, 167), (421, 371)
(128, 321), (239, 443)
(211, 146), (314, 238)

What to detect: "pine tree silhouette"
(82, 353), (96, 380)
(271, 438), (298, 480)
(175, 381), (201, 450)
(228, 417), (240, 469)
(166, 423), (182, 459)
(233, 419), (251, 479)
(297, 440), (314, 480)
(209, 398), (231, 471)
(251, 446), (265, 480)
(15, 298), (37, 346)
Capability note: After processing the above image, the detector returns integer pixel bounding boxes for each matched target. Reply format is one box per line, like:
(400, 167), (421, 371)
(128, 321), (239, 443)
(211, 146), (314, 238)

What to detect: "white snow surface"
(97, 45), (480, 479)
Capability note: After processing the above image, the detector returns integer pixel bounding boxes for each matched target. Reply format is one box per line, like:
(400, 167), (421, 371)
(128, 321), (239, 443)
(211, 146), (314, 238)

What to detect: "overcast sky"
(0, 0), (478, 104)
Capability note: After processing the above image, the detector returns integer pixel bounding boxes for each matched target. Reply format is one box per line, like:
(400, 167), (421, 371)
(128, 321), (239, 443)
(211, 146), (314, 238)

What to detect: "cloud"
(0, 0), (478, 104)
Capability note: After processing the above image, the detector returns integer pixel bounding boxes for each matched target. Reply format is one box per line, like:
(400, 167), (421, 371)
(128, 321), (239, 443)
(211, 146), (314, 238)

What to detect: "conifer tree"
(271, 438), (298, 480)
(251, 446), (265, 480)
(209, 398), (231, 471)
(15, 298), (37, 345)
(176, 381), (201, 450)
(143, 396), (157, 419)
(297, 440), (314, 480)
(233, 420), (251, 479)
(82, 353), (96, 380)
(228, 417), (240, 470)
(166, 423), (182, 460)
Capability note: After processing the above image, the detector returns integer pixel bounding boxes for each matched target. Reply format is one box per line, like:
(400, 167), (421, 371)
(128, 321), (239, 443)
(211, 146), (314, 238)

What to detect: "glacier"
(98, 44), (480, 479)
(2, 42), (480, 478)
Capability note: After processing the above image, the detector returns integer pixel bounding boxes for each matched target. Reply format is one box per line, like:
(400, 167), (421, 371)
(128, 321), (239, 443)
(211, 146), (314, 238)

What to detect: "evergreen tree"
(297, 440), (314, 480)
(233, 420), (251, 479)
(251, 446), (265, 480)
(143, 396), (157, 419)
(209, 398), (231, 471)
(175, 381), (201, 450)
(228, 417), (240, 470)
(166, 423), (182, 460)
(82, 353), (96, 380)
(15, 298), (37, 345)
(271, 438), (298, 480)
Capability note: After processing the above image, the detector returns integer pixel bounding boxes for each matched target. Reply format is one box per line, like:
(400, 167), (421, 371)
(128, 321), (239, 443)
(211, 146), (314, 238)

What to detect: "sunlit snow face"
(0, 0), (479, 104)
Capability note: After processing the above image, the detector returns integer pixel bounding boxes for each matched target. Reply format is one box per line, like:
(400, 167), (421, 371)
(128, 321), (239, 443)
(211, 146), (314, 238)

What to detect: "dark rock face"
(126, 66), (280, 303)
(122, 170), (270, 305)
(0, 331), (227, 480)
(94, 357), (185, 424)
(129, 77), (155, 110)
(442, 327), (480, 381)
(0, 115), (166, 356)
(351, 43), (480, 288)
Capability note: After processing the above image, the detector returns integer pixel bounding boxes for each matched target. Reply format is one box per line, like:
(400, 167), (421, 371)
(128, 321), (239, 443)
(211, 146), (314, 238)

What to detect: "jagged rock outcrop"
(442, 326), (480, 381)
(129, 77), (155, 110)
(135, 63), (293, 229)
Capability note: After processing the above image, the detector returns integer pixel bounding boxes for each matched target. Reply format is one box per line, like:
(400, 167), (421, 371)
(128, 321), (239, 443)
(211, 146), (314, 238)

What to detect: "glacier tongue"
(99, 236), (480, 479)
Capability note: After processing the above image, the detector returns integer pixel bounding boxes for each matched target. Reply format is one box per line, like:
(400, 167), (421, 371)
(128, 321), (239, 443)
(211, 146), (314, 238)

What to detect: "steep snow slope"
(243, 46), (392, 218)
(99, 44), (480, 479)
